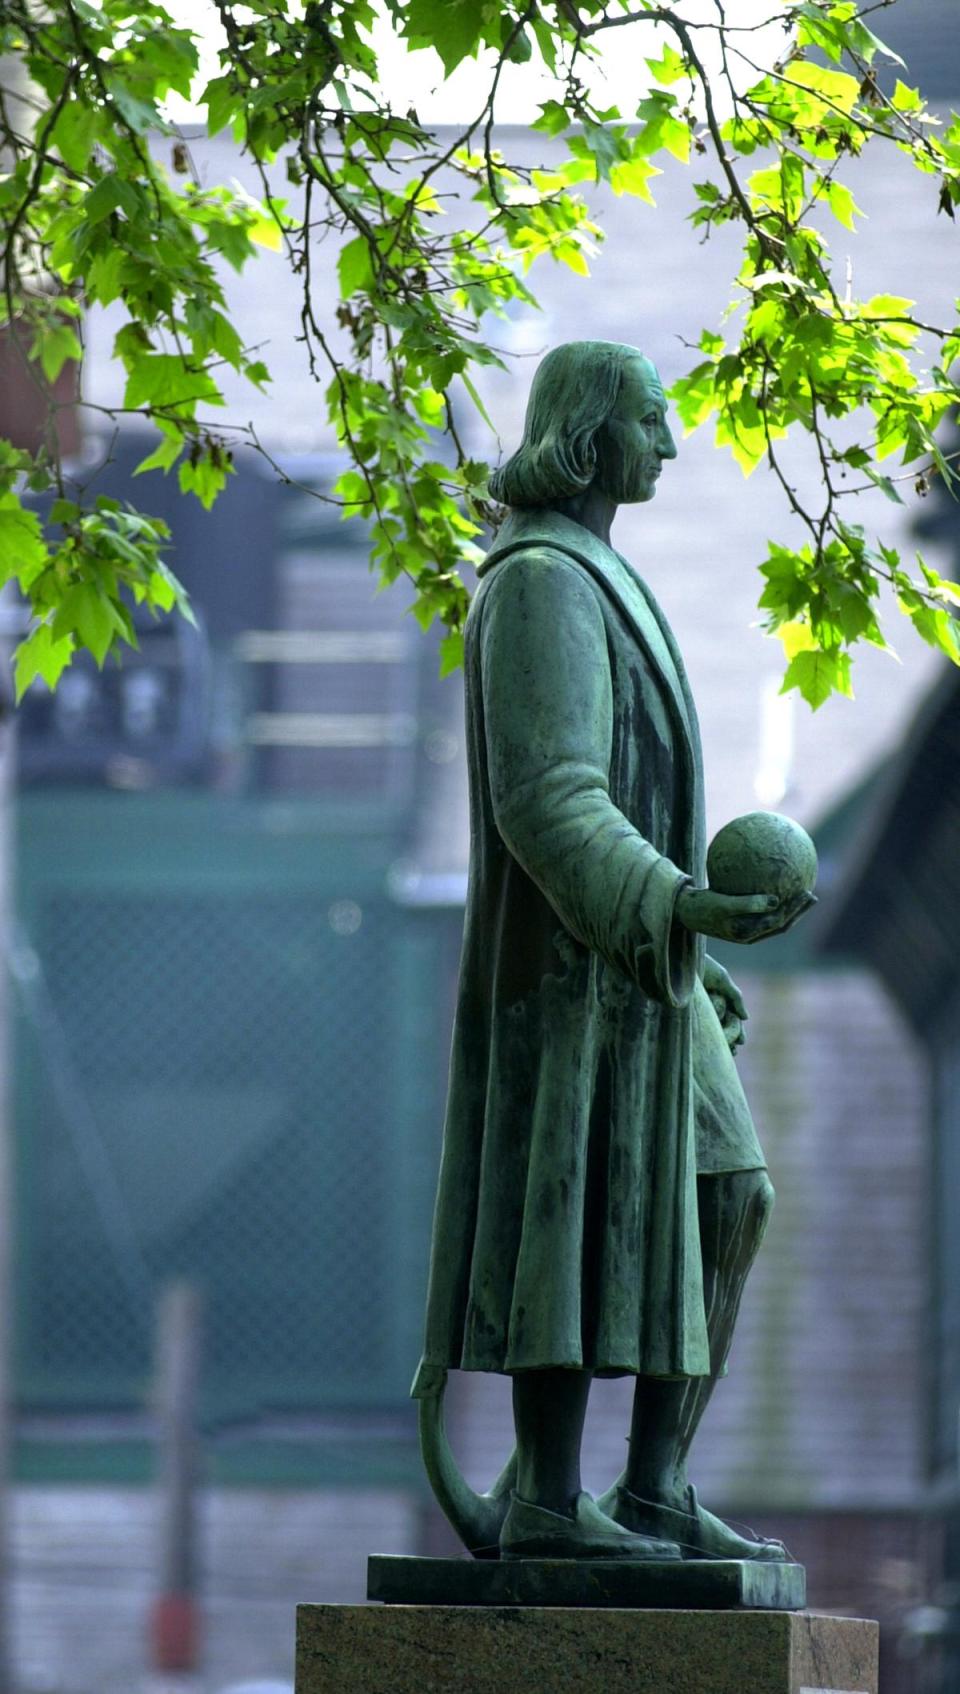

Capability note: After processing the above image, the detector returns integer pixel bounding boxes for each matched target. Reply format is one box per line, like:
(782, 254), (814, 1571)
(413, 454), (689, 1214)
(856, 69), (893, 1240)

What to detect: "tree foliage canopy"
(2, 0), (960, 703)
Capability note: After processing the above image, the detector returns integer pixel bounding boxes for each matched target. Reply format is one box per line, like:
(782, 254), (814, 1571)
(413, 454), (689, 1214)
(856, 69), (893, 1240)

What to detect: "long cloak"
(413, 510), (760, 1393)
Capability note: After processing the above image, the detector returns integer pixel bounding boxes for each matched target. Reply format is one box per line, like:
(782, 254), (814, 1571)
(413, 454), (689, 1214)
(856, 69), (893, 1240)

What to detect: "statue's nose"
(659, 425), (678, 461)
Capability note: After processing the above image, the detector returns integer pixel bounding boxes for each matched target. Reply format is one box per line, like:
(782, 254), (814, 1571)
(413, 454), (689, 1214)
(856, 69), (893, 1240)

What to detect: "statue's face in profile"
(594, 355), (678, 505)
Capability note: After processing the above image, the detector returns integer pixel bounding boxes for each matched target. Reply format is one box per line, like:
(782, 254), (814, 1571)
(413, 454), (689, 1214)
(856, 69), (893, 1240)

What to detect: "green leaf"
(716, 402), (766, 476)
(892, 79), (923, 113)
(184, 301), (243, 366)
(84, 173), (141, 226)
(203, 74), (237, 137)
(140, 27), (198, 100)
(577, 120), (622, 183)
(414, 387), (445, 426)
(530, 17), (557, 73)
(758, 546), (809, 622)
(405, 0), (486, 76)
(51, 583), (117, 666)
(645, 46), (687, 87)
(111, 86), (163, 135)
(338, 234), (375, 299)
(123, 355), (222, 411)
(863, 293), (915, 319)
(554, 240), (590, 277)
(781, 647), (852, 710)
(862, 465), (905, 504)
(14, 624), (74, 701)
(51, 104), (97, 174)
(134, 425), (185, 475)
(919, 560), (960, 607)
(33, 321), (82, 383)
(832, 584), (878, 643)
(669, 361), (717, 431)
(49, 498), (79, 524)
(335, 469), (371, 510)
(795, 3), (847, 63)
(439, 629), (463, 677)
(906, 601), (960, 660)
(610, 156), (660, 202)
(826, 180), (861, 231)
(787, 61), (860, 117)
(0, 499), (49, 588)
(247, 208), (284, 250)
(849, 16), (903, 66)
(152, 560), (196, 624)
(533, 100), (568, 138)
(177, 448), (233, 509)
(86, 246), (128, 306)
(146, 569), (177, 612)
(635, 93), (690, 163)
(460, 370), (495, 432)
(777, 618), (817, 661)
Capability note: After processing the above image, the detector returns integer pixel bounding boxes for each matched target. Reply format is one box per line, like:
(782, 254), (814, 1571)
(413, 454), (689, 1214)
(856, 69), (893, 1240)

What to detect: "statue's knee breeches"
(697, 1170), (774, 1374)
(734, 1167), (775, 1250)
(699, 1168), (774, 1269)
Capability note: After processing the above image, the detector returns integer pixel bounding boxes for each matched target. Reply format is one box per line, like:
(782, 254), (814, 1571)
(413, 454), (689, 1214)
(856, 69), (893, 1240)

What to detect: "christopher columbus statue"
(411, 341), (814, 1564)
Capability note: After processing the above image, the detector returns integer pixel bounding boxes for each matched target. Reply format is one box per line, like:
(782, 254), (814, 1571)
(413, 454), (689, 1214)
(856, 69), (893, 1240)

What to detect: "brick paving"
(10, 1486), (417, 1694)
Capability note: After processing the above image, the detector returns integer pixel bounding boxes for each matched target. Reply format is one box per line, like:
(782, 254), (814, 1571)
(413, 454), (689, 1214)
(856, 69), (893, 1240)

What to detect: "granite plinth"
(368, 1553), (806, 1610)
(296, 1603), (879, 1694)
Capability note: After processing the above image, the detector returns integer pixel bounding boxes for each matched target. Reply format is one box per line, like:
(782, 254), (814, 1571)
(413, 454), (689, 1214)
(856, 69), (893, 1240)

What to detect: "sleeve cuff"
(634, 858), (699, 1010)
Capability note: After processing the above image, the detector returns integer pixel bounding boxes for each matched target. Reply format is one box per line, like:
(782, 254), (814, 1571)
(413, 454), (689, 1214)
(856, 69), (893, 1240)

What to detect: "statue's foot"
(499, 1490), (681, 1561)
(598, 1481), (788, 1563)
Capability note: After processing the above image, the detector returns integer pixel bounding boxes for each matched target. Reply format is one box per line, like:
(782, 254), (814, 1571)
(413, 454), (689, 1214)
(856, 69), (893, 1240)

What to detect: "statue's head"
(488, 339), (677, 510)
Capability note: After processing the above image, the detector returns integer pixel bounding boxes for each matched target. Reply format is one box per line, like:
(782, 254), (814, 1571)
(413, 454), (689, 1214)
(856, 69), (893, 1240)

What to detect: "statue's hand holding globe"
(678, 811), (818, 946)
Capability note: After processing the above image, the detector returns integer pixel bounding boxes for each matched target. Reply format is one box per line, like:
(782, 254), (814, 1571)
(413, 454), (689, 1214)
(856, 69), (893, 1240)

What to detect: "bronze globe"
(707, 811), (818, 901)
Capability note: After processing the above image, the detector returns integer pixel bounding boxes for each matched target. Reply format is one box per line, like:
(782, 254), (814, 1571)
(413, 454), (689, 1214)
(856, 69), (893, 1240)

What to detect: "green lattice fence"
(12, 793), (451, 1436)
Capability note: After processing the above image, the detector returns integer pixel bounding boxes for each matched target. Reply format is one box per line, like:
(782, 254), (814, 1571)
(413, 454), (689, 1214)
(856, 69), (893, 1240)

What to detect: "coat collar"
(480, 509), (700, 765)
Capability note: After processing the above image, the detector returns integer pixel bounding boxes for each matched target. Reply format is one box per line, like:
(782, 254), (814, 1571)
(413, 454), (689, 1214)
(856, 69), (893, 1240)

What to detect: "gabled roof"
(815, 666), (960, 1033)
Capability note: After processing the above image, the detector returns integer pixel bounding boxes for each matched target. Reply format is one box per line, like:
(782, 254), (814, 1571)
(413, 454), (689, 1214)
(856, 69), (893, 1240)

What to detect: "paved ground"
(8, 1486), (419, 1694)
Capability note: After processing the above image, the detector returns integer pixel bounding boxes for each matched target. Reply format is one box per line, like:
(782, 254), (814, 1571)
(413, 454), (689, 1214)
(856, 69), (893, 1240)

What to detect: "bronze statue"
(411, 340), (816, 1564)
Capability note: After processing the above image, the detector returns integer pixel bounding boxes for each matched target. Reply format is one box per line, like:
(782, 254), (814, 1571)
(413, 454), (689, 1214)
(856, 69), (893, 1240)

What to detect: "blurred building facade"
(3, 9), (960, 1687)
(818, 441), (960, 1684)
(12, 442), (462, 1466)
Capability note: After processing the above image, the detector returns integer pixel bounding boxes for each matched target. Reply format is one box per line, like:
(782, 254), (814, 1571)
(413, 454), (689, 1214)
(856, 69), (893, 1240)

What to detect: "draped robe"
(412, 510), (763, 1394)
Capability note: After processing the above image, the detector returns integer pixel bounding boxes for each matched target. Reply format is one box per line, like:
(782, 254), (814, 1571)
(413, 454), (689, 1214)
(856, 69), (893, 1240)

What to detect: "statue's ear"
(567, 425), (599, 488)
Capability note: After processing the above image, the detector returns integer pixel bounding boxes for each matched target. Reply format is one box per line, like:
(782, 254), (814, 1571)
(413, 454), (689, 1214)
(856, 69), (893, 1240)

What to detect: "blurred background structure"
(0, 2), (959, 1689)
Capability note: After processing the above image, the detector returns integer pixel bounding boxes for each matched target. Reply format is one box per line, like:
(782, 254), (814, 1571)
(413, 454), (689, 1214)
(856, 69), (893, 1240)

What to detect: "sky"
(162, 0), (787, 127)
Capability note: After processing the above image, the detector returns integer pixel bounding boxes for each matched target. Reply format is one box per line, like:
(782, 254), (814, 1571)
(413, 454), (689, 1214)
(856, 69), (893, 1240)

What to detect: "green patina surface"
(367, 1553), (806, 1610)
(410, 342), (816, 1567)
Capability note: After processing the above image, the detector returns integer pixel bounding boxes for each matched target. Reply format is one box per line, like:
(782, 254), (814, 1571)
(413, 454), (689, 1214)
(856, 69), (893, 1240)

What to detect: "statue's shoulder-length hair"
(488, 339), (643, 509)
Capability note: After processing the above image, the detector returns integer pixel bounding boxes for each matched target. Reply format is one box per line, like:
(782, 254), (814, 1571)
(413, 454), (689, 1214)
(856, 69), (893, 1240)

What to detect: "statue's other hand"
(702, 955), (747, 1020)
(709, 991), (745, 1053)
(703, 956), (747, 1051)
(677, 887), (796, 946)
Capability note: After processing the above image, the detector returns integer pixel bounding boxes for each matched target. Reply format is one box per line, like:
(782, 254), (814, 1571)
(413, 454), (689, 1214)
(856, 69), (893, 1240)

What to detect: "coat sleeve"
(479, 548), (698, 1009)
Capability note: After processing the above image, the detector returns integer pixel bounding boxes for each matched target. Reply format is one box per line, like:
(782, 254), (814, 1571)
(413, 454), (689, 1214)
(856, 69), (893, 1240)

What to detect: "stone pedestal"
(296, 1603), (879, 1694)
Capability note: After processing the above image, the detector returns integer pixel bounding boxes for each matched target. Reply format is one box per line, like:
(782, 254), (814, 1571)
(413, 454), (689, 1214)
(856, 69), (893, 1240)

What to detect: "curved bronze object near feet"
(417, 1372), (517, 1559)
